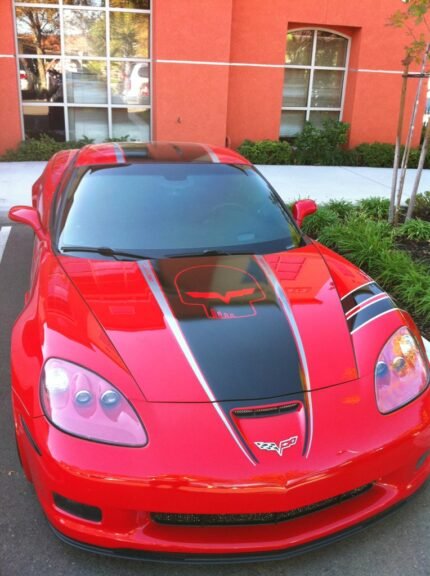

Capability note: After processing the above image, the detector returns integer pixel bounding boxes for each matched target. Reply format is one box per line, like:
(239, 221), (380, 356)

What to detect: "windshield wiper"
(59, 246), (150, 261)
(168, 249), (255, 259)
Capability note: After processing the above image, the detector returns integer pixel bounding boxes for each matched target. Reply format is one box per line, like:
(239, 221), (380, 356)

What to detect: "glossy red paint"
(75, 143), (122, 167)
(32, 149), (78, 228)
(292, 199), (318, 228)
(9, 144), (430, 560)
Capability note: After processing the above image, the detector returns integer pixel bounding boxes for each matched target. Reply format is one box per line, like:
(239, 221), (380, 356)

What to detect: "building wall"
(0, 1), (22, 154)
(0, 0), (427, 153)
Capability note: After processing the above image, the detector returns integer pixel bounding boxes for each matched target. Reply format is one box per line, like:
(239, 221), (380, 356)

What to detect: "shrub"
(406, 191), (430, 221)
(318, 217), (393, 268)
(325, 199), (356, 221)
(318, 218), (430, 328)
(301, 206), (340, 238)
(394, 219), (430, 242)
(237, 139), (293, 165)
(353, 143), (395, 168)
(357, 197), (390, 220)
(0, 135), (93, 161)
(294, 120), (349, 165)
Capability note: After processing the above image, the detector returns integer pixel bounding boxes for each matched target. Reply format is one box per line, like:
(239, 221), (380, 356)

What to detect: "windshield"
(57, 163), (302, 258)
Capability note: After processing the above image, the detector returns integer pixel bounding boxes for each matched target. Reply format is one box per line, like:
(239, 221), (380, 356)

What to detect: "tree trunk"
(389, 56), (411, 224)
(406, 117), (430, 220)
(394, 43), (430, 223)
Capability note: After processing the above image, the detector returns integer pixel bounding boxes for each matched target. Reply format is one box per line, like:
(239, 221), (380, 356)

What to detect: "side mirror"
(9, 206), (46, 241)
(292, 199), (317, 228)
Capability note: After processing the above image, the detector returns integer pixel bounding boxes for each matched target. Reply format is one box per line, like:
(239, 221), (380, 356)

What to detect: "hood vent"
(232, 402), (301, 419)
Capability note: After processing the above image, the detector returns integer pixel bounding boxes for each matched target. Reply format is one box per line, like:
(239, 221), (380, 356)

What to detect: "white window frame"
(13, 0), (152, 141)
(282, 27), (351, 135)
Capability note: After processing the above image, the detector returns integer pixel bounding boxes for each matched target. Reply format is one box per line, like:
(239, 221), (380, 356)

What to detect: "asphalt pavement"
(0, 217), (429, 576)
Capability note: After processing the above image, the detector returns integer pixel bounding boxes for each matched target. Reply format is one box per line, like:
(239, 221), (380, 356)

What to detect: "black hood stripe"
(140, 255), (313, 461)
(341, 282), (384, 316)
(349, 298), (397, 333)
(139, 260), (257, 466)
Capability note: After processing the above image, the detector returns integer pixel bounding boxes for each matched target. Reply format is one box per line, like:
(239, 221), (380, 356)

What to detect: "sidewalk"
(1, 162), (430, 213)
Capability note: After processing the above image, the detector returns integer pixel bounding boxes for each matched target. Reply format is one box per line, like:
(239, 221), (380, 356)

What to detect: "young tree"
(389, 0), (430, 222)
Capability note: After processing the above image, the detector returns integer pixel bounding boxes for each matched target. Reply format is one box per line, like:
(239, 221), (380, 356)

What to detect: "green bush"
(406, 191), (430, 221)
(318, 218), (430, 329)
(294, 120), (349, 165)
(0, 135), (93, 161)
(301, 206), (340, 238)
(357, 197), (390, 220)
(326, 199), (356, 220)
(237, 139), (293, 165)
(353, 143), (395, 168)
(394, 219), (430, 242)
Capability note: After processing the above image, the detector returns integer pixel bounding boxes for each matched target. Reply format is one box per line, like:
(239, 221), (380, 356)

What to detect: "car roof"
(75, 142), (251, 167)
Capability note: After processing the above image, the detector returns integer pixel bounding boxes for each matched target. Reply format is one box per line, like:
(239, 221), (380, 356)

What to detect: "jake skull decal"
(175, 265), (266, 320)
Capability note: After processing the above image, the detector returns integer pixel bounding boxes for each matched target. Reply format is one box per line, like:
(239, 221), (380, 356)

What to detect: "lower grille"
(151, 484), (373, 526)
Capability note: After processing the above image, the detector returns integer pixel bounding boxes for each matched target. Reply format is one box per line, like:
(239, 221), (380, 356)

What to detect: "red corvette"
(9, 142), (430, 562)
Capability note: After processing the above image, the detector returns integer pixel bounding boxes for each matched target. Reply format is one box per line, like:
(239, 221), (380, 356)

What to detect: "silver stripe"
(341, 281), (374, 301)
(0, 227), (12, 264)
(346, 294), (390, 320)
(139, 260), (256, 466)
(113, 142), (125, 163)
(255, 255), (313, 458)
(351, 308), (400, 335)
(202, 144), (219, 163)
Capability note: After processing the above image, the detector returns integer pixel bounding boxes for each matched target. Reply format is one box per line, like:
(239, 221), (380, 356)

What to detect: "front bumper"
(48, 485), (426, 564)
(15, 376), (430, 559)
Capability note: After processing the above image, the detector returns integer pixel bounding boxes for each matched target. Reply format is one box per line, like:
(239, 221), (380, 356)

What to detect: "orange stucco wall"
(0, 0), (427, 153)
(0, 1), (22, 154)
(153, 0), (427, 148)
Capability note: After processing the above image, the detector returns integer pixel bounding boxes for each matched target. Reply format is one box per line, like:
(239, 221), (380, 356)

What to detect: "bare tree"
(388, 0), (430, 221)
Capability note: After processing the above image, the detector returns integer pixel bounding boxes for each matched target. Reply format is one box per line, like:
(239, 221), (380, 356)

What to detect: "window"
(281, 29), (349, 138)
(15, 0), (151, 142)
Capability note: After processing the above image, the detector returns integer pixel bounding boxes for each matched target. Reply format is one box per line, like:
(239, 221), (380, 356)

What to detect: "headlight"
(375, 327), (429, 414)
(41, 359), (148, 446)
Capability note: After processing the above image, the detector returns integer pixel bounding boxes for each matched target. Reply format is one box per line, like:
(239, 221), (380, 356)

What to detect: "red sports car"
(9, 142), (430, 562)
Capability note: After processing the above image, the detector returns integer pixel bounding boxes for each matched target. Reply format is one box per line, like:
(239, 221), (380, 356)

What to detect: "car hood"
(59, 245), (358, 403)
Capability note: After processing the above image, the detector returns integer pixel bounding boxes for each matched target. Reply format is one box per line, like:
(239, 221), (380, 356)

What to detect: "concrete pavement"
(2, 162), (430, 213)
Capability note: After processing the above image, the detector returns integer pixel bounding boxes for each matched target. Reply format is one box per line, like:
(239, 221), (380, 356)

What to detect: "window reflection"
(16, 3), (151, 141)
(16, 8), (60, 55)
(112, 108), (150, 140)
(111, 62), (149, 105)
(64, 9), (106, 57)
(68, 108), (108, 142)
(20, 58), (63, 102)
(280, 111), (306, 138)
(285, 30), (313, 66)
(309, 111), (340, 127)
(311, 70), (344, 108)
(66, 60), (107, 104)
(282, 29), (348, 138)
(23, 105), (65, 141)
(110, 12), (149, 58)
(109, 0), (150, 8)
(315, 32), (347, 67)
(63, 1), (105, 5)
(282, 69), (309, 107)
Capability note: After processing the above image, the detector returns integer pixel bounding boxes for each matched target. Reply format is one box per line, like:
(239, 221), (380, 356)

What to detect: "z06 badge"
(254, 436), (299, 456)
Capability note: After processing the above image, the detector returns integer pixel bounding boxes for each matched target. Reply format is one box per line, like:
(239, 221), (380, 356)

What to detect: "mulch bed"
(395, 239), (430, 269)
